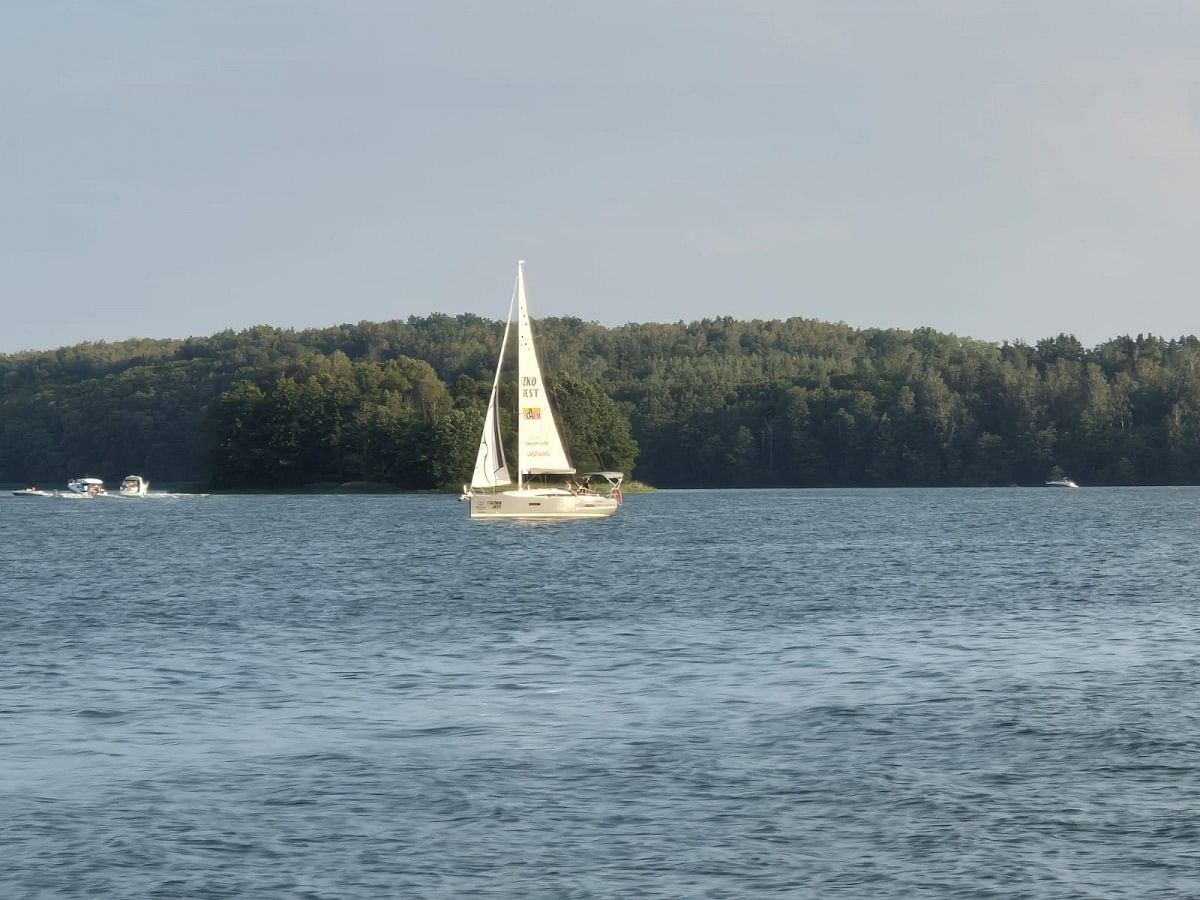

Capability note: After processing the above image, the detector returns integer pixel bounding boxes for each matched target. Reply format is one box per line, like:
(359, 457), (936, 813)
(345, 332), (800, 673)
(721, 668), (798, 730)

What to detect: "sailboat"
(465, 260), (623, 520)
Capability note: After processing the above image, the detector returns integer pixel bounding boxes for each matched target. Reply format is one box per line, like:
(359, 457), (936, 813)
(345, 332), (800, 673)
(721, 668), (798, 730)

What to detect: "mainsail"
(515, 261), (574, 477)
(469, 284), (516, 490)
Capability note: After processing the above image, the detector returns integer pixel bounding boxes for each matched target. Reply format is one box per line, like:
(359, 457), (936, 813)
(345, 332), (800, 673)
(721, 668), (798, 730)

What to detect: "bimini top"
(71, 477), (104, 485)
(582, 471), (624, 479)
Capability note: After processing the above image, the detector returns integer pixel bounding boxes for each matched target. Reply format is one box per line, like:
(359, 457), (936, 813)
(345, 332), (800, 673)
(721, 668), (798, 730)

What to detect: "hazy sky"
(5, 1), (1199, 353)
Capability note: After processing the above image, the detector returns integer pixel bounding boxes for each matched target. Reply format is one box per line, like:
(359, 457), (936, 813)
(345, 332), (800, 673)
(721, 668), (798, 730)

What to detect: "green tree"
(551, 373), (638, 475)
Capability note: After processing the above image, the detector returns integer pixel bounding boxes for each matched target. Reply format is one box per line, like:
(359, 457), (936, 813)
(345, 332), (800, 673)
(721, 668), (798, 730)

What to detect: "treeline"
(2, 315), (1199, 488)
(206, 354), (635, 489)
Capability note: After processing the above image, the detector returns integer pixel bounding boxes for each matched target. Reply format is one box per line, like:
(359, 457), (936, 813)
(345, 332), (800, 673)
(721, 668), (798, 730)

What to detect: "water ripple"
(2, 488), (1200, 897)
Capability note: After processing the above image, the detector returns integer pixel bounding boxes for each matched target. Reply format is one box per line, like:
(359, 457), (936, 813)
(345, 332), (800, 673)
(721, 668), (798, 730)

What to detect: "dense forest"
(2, 314), (1200, 489)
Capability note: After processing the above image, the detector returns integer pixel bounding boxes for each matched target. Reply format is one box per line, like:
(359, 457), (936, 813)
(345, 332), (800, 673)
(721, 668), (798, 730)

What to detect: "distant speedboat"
(1045, 478), (1079, 488)
(11, 486), (52, 498)
(66, 477), (107, 497)
(117, 475), (150, 497)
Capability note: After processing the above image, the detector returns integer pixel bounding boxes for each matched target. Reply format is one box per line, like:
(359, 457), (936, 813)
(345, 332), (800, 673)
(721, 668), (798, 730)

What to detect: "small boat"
(466, 260), (622, 520)
(66, 477), (107, 497)
(1045, 478), (1079, 488)
(117, 475), (150, 497)
(11, 486), (52, 498)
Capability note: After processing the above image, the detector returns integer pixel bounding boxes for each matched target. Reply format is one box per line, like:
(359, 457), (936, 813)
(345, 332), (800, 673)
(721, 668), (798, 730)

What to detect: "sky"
(4, 1), (1200, 353)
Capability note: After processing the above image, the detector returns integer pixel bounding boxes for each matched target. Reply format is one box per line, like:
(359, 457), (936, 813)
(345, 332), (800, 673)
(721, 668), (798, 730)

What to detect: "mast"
(517, 260), (525, 492)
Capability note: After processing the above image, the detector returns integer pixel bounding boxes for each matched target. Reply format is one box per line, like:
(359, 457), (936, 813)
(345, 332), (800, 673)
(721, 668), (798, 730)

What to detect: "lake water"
(2, 488), (1199, 898)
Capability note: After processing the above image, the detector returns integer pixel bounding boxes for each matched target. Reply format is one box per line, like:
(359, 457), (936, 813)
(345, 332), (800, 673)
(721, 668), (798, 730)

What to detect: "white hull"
(470, 488), (618, 520)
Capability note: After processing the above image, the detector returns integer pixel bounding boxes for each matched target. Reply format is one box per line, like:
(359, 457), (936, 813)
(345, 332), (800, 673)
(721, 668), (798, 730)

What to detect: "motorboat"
(66, 477), (107, 497)
(11, 486), (52, 498)
(465, 261), (622, 520)
(117, 475), (150, 497)
(1045, 478), (1079, 488)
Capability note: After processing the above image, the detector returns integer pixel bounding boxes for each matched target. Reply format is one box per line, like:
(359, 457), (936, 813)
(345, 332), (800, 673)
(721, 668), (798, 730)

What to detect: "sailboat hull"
(469, 489), (618, 520)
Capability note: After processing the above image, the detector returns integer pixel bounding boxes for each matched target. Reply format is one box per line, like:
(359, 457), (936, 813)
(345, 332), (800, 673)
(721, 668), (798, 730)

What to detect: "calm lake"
(2, 488), (1199, 898)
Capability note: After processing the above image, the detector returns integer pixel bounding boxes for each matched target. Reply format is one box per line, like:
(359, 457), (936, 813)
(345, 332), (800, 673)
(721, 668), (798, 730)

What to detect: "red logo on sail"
(522, 407), (541, 420)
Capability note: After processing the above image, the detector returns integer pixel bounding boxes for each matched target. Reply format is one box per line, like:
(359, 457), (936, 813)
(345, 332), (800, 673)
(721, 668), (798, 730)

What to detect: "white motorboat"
(117, 475), (150, 497)
(66, 477), (107, 497)
(1045, 478), (1079, 488)
(466, 260), (622, 520)
(11, 486), (52, 498)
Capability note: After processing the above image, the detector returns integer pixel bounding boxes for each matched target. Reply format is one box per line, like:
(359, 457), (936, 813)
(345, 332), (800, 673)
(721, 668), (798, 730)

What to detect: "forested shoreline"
(2, 314), (1199, 490)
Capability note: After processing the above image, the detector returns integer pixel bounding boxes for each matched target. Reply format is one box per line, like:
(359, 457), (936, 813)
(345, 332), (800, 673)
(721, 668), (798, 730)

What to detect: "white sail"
(470, 392), (510, 489)
(469, 285), (516, 490)
(515, 261), (574, 477)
